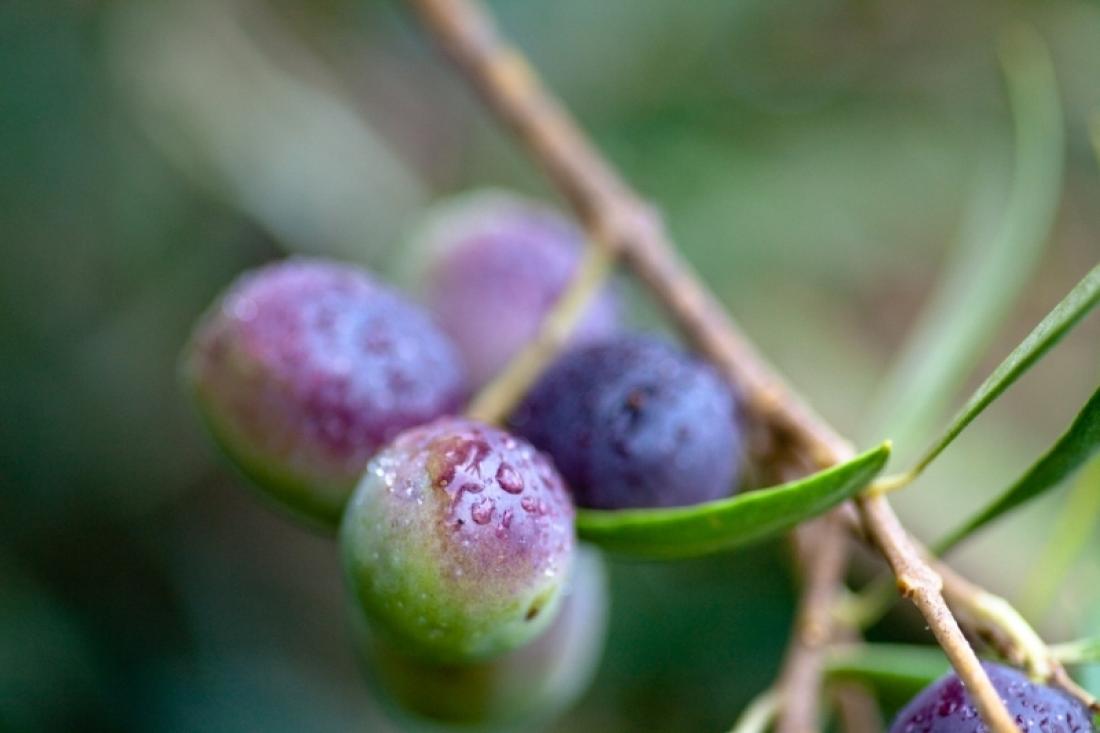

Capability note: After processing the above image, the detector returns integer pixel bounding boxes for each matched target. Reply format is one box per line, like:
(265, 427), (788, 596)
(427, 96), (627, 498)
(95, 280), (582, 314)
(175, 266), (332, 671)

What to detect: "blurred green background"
(2, 0), (1099, 730)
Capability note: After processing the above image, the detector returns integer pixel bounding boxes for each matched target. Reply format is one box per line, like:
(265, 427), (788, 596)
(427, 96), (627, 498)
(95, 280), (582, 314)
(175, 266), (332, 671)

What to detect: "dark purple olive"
(511, 334), (742, 509)
(890, 662), (1094, 733)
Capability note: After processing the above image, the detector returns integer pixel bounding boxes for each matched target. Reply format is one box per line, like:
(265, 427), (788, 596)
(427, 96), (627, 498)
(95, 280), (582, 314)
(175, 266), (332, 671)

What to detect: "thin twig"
(407, 0), (848, 470)
(831, 683), (884, 733)
(934, 559), (1100, 713)
(856, 494), (1017, 730)
(728, 689), (782, 733)
(835, 500), (1099, 713)
(934, 560), (1052, 678)
(1051, 667), (1100, 713)
(775, 516), (850, 733)
(466, 242), (615, 424)
(1050, 636), (1100, 665)
(405, 1), (1023, 730)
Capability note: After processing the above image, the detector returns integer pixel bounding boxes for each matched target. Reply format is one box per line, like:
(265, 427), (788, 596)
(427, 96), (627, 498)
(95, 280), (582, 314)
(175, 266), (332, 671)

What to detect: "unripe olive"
(407, 190), (620, 387)
(183, 258), (468, 529)
(355, 546), (609, 728)
(340, 416), (576, 663)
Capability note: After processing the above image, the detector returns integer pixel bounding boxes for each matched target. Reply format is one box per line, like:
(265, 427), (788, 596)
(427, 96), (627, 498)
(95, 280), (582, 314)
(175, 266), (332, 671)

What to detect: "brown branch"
(856, 494), (1016, 730)
(835, 500), (1099, 714)
(407, 0), (848, 471)
(831, 683), (884, 733)
(776, 516), (851, 733)
(935, 558), (1100, 713)
(404, 1), (1021, 730)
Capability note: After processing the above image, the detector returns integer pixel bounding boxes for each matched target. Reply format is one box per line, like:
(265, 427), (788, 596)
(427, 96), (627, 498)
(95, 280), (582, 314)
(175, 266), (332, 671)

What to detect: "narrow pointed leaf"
(936, 385), (1100, 553)
(827, 644), (949, 699)
(575, 443), (890, 559)
(1050, 636), (1100, 665)
(912, 263), (1100, 476)
(1019, 455), (1100, 618)
(863, 26), (1063, 452)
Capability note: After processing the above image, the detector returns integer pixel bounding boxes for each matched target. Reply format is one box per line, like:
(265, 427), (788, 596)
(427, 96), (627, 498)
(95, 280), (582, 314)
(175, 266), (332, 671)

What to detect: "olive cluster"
(182, 191), (1087, 730)
(182, 190), (746, 727)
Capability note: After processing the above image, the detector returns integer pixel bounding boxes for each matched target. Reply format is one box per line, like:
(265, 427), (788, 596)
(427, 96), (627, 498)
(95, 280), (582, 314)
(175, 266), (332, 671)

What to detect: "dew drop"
(497, 462), (524, 494)
(471, 497), (494, 524)
(461, 481), (484, 494)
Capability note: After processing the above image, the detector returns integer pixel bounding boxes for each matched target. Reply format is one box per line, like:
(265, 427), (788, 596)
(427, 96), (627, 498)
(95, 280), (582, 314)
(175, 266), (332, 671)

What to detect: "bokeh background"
(2, 1), (1099, 731)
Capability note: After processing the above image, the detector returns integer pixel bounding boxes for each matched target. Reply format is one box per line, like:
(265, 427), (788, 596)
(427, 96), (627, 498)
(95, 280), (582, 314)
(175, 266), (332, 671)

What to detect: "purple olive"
(409, 190), (619, 386)
(890, 662), (1094, 733)
(184, 257), (468, 528)
(510, 334), (742, 509)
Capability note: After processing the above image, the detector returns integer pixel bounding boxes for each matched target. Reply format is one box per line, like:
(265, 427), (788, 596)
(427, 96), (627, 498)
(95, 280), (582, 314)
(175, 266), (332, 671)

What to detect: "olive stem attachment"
(467, 241), (616, 425)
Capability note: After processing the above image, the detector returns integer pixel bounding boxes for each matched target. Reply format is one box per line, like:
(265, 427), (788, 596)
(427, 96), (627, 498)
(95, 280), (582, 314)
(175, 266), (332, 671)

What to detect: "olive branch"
(404, 1), (1100, 731)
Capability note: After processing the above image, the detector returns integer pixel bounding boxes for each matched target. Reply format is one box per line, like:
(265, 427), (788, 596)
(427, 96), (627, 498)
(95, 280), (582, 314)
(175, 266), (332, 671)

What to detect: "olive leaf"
(910, 263), (1100, 477)
(862, 26), (1063, 453)
(575, 442), (890, 559)
(935, 384), (1100, 553)
(1019, 454), (1100, 618)
(826, 644), (949, 700)
(1050, 636), (1100, 665)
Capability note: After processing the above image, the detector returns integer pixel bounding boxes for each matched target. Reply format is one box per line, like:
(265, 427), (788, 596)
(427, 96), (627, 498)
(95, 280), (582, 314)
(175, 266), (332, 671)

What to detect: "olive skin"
(183, 257), (468, 529)
(341, 417), (576, 663)
(408, 190), (619, 387)
(890, 662), (1094, 733)
(355, 546), (609, 729)
(511, 334), (742, 510)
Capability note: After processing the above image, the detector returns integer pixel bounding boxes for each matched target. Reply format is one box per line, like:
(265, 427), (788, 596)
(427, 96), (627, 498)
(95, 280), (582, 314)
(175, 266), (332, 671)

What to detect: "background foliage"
(2, 0), (1099, 730)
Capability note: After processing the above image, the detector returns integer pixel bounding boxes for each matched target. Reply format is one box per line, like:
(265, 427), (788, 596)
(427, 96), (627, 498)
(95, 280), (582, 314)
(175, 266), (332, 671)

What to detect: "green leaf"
(575, 443), (890, 559)
(1082, 606), (1100, 698)
(911, 263), (1100, 476)
(935, 384), (1100, 553)
(862, 26), (1064, 452)
(1019, 453), (1100, 619)
(826, 644), (949, 700)
(1050, 636), (1100, 665)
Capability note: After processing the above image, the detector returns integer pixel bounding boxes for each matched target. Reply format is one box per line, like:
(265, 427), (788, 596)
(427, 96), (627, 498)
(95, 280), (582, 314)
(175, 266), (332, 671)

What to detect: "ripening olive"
(341, 416), (576, 663)
(184, 257), (468, 529)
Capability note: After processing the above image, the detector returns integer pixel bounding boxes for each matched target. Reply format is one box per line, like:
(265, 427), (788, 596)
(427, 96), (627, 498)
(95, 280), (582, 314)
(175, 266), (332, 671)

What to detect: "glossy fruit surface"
(411, 190), (619, 386)
(889, 662), (1094, 733)
(341, 417), (575, 663)
(510, 334), (741, 509)
(184, 257), (467, 528)
(356, 546), (609, 728)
